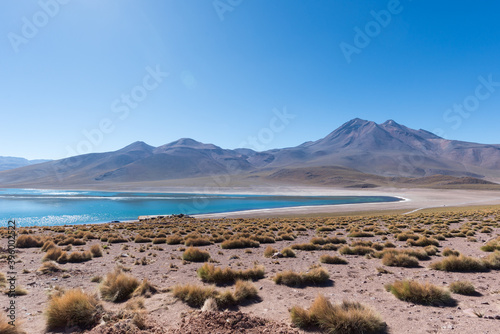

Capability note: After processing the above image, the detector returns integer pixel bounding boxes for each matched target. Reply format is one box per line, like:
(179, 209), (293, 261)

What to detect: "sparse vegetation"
(45, 289), (100, 331)
(99, 268), (140, 302)
(197, 263), (265, 284)
(290, 295), (385, 333)
(449, 281), (476, 295)
(385, 280), (453, 306)
(430, 255), (488, 272)
(273, 266), (330, 287)
(182, 247), (211, 262)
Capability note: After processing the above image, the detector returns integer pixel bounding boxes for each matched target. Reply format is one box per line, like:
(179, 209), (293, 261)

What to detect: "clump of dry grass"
(41, 240), (57, 252)
(0, 314), (25, 334)
(184, 237), (211, 247)
(172, 280), (258, 309)
(430, 255), (488, 272)
(197, 263), (265, 284)
(45, 289), (100, 331)
(67, 251), (92, 263)
(273, 266), (330, 287)
(15, 235), (43, 248)
(263, 246), (278, 258)
(338, 245), (374, 256)
(281, 247), (296, 257)
(90, 244), (103, 257)
(385, 280), (453, 306)
(132, 279), (158, 298)
(42, 247), (63, 262)
(182, 247), (211, 262)
(442, 247), (460, 257)
(480, 237), (500, 252)
(220, 238), (259, 249)
(407, 236), (439, 247)
(449, 281), (476, 295)
(319, 255), (348, 265)
(166, 235), (183, 245)
(381, 253), (419, 268)
(484, 251), (500, 269)
(290, 294), (385, 333)
(38, 261), (63, 274)
(100, 268), (140, 302)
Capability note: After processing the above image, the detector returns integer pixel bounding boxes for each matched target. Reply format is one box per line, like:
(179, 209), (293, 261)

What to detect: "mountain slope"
(1, 118), (500, 188)
(0, 156), (51, 171)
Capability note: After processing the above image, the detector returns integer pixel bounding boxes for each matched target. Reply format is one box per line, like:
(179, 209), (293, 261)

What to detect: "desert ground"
(1, 187), (500, 333)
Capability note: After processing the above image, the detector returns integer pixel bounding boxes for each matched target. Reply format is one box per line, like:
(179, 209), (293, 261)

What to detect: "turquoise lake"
(0, 189), (401, 227)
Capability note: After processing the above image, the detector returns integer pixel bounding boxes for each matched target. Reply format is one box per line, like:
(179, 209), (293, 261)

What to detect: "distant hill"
(1, 118), (500, 189)
(0, 156), (51, 172)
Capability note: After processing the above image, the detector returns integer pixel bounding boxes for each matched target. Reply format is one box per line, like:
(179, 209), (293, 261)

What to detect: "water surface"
(0, 189), (401, 227)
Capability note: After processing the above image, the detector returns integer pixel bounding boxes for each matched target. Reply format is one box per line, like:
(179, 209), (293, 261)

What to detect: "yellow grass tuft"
(100, 268), (140, 302)
(290, 294), (386, 333)
(45, 289), (100, 331)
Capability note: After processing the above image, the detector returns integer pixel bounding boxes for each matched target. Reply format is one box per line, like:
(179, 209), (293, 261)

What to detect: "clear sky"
(1, 0), (500, 160)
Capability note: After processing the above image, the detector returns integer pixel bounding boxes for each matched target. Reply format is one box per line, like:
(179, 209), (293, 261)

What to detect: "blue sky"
(1, 0), (500, 160)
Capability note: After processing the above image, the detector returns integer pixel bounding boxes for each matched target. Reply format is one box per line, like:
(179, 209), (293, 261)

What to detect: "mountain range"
(0, 156), (50, 172)
(1, 118), (500, 189)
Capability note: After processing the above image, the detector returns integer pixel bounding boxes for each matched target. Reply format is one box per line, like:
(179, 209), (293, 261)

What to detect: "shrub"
(182, 247), (210, 262)
(108, 237), (128, 244)
(100, 268), (140, 302)
(430, 255), (488, 272)
(234, 279), (258, 301)
(273, 267), (329, 287)
(290, 295), (385, 333)
(385, 280), (453, 306)
(56, 252), (68, 264)
(43, 247), (63, 262)
(132, 279), (158, 298)
(38, 261), (63, 274)
(442, 247), (460, 257)
(197, 263), (265, 284)
(184, 237), (211, 247)
(45, 289), (100, 331)
(134, 235), (152, 243)
(319, 255), (347, 265)
(220, 238), (259, 249)
(0, 314), (25, 334)
(166, 235), (183, 245)
(382, 253), (419, 268)
(264, 246), (278, 258)
(281, 247), (296, 257)
(484, 251), (500, 269)
(480, 237), (500, 252)
(449, 281), (476, 295)
(41, 240), (57, 252)
(90, 244), (103, 257)
(67, 251), (92, 263)
(152, 237), (167, 244)
(291, 243), (320, 251)
(172, 282), (258, 309)
(15, 235), (43, 248)
(407, 236), (439, 247)
(339, 246), (374, 256)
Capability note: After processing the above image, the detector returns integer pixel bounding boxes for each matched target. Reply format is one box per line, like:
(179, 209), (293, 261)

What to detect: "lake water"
(0, 188), (401, 227)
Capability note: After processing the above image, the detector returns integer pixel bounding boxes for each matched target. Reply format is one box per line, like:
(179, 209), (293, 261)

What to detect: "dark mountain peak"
(118, 141), (155, 153)
(159, 138), (220, 150)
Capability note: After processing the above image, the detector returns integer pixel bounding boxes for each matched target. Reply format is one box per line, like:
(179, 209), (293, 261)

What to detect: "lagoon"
(0, 189), (401, 227)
